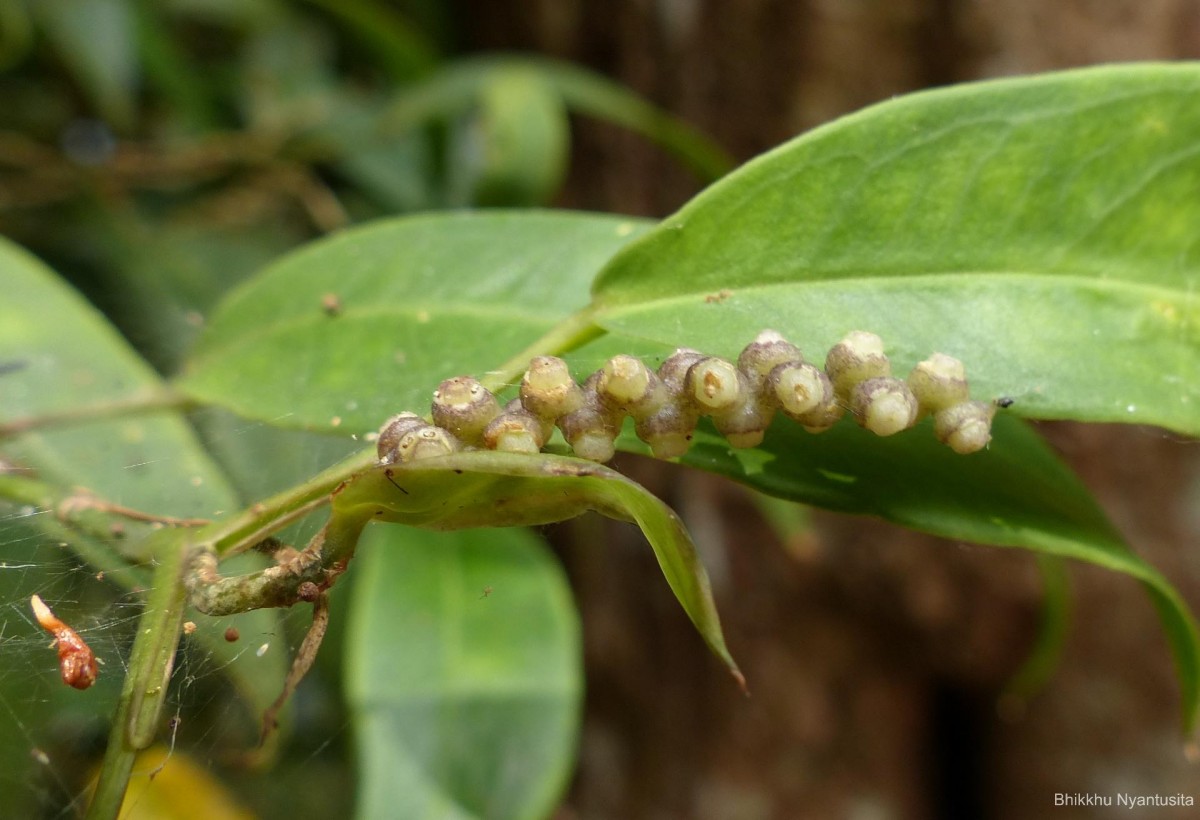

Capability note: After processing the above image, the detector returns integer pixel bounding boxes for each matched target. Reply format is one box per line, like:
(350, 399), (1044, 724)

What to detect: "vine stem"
(86, 530), (190, 820)
(0, 387), (195, 439)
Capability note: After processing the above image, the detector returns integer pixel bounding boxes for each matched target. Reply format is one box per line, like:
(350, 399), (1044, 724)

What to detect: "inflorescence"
(376, 330), (1001, 466)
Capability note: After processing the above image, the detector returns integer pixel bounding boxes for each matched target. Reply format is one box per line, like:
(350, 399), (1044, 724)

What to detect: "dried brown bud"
(431, 377), (501, 445)
(907, 353), (969, 413)
(934, 400), (995, 454)
(851, 377), (919, 437)
(825, 330), (891, 399)
(520, 356), (585, 420)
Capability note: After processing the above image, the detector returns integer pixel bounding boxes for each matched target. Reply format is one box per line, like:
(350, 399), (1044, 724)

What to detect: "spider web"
(0, 412), (363, 818)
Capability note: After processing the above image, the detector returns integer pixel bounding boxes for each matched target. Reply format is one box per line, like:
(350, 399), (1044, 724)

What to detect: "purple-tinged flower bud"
(851, 377), (919, 437)
(908, 353), (969, 413)
(395, 424), (462, 462)
(825, 330), (891, 399)
(934, 400), (995, 454)
(597, 354), (667, 419)
(431, 376), (501, 445)
(770, 362), (832, 419)
(520, 356), (585, 420)
(377, 412), (426, 464)
(483, 409), (548, 454)
(685, 357), (745, 411)
(737, 329), (804, 388)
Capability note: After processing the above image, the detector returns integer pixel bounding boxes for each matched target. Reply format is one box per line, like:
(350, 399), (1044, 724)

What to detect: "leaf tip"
(731, 666), (749, 697)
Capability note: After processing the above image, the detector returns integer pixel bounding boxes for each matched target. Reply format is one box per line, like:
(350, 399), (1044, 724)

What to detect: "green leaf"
(0, 236), (287, 742)
(378, 55), (735, 183)
(34, 0), (138, 128)
(178, 212), (651, 432)
(0, 238), (227, 517)
(297, 0), (438, 81)
(446, 67), (570, 207)
(672, 413), (1199, 727)
(1003, 555), (1072, 707)
(346, 525), (580, 820)
(591, 63), (1200, 436)
(333, 449), (740, 683)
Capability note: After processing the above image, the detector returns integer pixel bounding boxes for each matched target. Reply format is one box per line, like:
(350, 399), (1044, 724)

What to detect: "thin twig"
(259, 591), (330, 747)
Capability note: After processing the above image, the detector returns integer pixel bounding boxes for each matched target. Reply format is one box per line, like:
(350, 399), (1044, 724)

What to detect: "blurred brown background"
(454, 2), (1200, 817)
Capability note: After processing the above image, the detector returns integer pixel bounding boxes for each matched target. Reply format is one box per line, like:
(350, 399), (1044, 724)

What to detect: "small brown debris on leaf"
(704, 289), (733, 304)
(321, 293), (342, 316)
(30, 594), (98, 690)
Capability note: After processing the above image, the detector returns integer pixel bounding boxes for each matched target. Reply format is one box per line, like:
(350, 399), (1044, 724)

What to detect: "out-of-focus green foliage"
(0, 0), (730, 373)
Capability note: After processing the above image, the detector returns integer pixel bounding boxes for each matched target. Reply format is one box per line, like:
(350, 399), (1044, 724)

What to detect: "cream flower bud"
(685, 357), (745, 411)
(934, 400), (996, 454)
(376, 412), (426, 463)
(825, 330), (891, 399)
(597, 354), (667, 419)
(395, 425), (462, 462)
(712, 397), (773, 448)
(635, 403), (698, 459)
(520, 356), (585, 420)
(557, 398), (618, 463)
(795, 398), (845, 433)
(908, 353), (969, 413)
(483, 409), (548, 454)
(504, 397), (553, 442)
(851, 377), (919, 437)
(737, 329), (805, 387)
(769, 362), (832, 419)
(657, 348), (706, 390)
(431, 376), (501, 445)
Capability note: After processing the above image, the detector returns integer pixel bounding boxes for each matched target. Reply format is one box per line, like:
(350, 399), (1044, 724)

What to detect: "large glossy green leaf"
(178, 212), (651, 432)
(346, 525), (580, 820)
(0, 237), (286, 744)
(334, 450), (739, 681)
(684, 413), (1197, 725)
(591, 63), (1200, 436)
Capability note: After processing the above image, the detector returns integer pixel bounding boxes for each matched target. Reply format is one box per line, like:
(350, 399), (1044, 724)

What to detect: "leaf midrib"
(185, 302), (561, 366)
(596, 269), (1200, 311)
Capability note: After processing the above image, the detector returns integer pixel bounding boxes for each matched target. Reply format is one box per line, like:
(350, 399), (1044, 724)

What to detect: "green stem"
(200, 448), (377, 557)
(86, 530), (190, 820)
(188, 511), (369, 615)
(483, 305), (606, 392)
(0, 387), (193, 440)
(0, 474), (152, 590)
